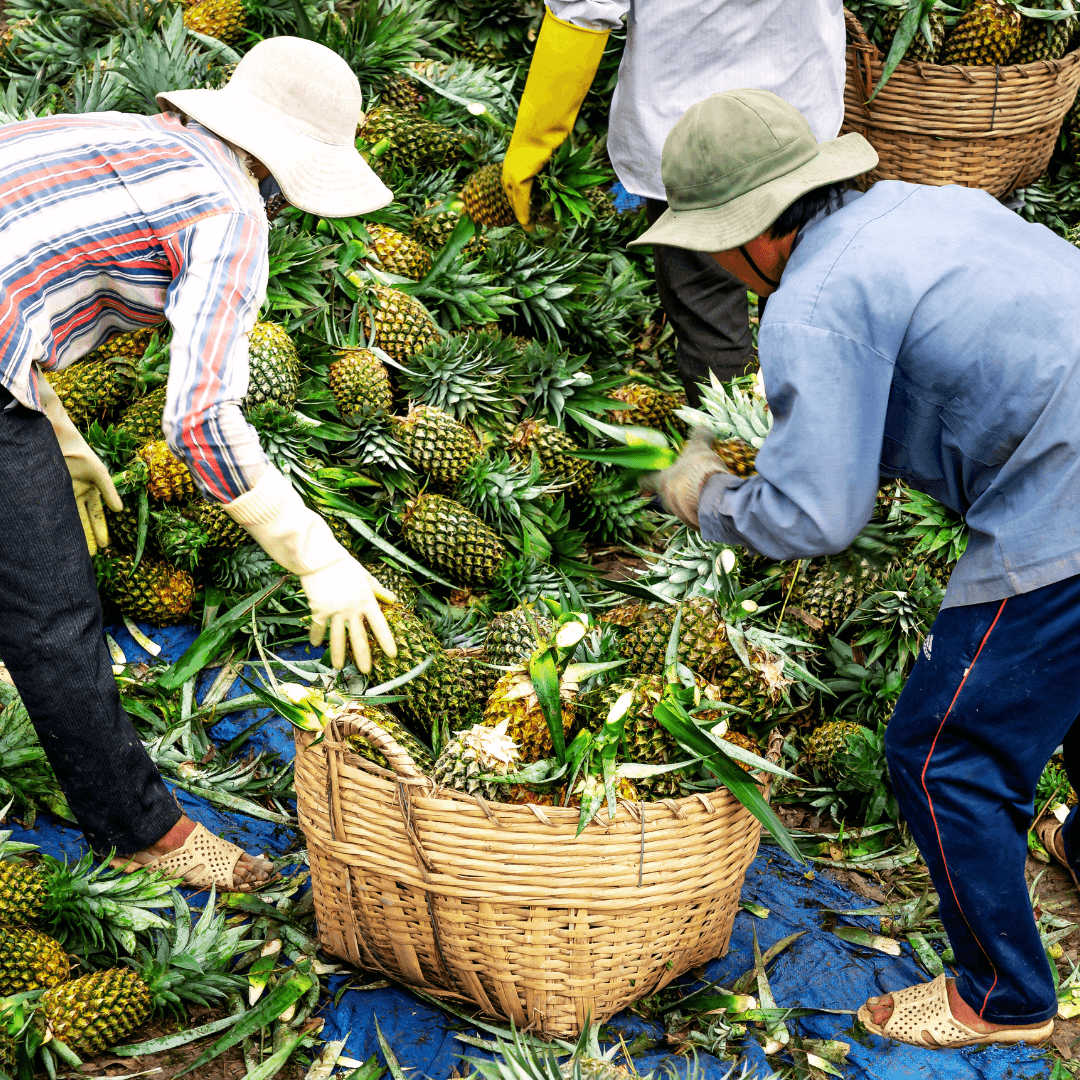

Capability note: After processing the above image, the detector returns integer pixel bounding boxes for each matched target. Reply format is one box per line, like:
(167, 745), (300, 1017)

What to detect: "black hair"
(767, 182), (846, 239)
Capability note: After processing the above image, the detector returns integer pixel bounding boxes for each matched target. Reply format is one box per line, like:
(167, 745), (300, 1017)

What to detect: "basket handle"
(844, 6), (878, 105)
(330, 707), (429, 781)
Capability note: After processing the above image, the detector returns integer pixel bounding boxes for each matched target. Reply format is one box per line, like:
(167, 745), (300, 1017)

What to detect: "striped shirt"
(0, 110), (269, 502)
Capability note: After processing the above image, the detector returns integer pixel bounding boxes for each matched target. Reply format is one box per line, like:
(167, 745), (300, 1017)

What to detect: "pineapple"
(39, 891), (246, 1055)
(678, 377), (772, 478)
(710, 646), (791, 718)
(485, 603), (553, 670)
(400, 494), (507, 586)
(410, 205), (461, 251)
(446, 646), (498, 716)
(243, 322), (300, 412)
(805, 720), (868, 782)
(508, 418), (595, 497)
(359, 106), (463, 171)
(117, 385), (168, 444)
(95, 553), (196, 624)
(343, 702), (434, 773)
(598, 601), (649, 631)
(795, 564), (886, 637)
(0, 926), (69, 994)
(391, 404), (482, 486)
(88, 326), (159, 364)
(618, 598), (735, 683)
(721, 730), (760, 773)
(881, 4), (945, 62)
(461, 163), (517, 228)
(1009, 1), (1074, 62)
(138, 440), (196, 502)
(45, 361), (130, 428)
(381, 73), (425, 111)
(193, 500), (249, 547)
(430, 720), (522, 801)
(483, 666), (583, 763)
(329, 348), (394, 420)
(608, 383), (687, 432)
(360, 284), (440, 364)
(364, 222), (433, 279)
(361, 561), (417, 607)
(182, 0), (246, 42)
(941, 0), (1022, 65)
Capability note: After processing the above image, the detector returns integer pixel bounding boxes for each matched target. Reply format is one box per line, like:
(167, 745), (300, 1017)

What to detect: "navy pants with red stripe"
(885, 573), (1080, 1024)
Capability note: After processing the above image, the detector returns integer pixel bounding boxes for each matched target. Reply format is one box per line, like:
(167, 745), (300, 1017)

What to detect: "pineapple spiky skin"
(941, 0), (1022, 65)
(446, 647), (498, 718)
(618, 598), (734, 683)
(598, 601), (649, 631)
(364, 222), (433, 279)
(361, 285), (440, 364)
(391, 405), (481, 486)
(1009, 3), (1074, 62)
(608, 383), (687, 433)
(381, 74), (425, 111)
(713, 437), (757, 477)
(805, 720), (868, 782)
(182, 0), (246, 41)
(343, 702), (434, 773)
(45, 361), (129, 428)
(508, 418), (595, 497)
(243, 322), (300, 412)
(194, 500), (249, 547)
(117, 385), (168, 444)
(0, 860), (46, 926)
(722, 730), (760, 773)
(138, 440), (196, 502)
(462, 163), (517, 228)
(430, 721), (523, 801)
(360, 107), (463, 171)
(410, 207), (459, 250)
(710, 647), (789, 718)
(329, 348), (394, 420)
(796, 564), (887, 638)
(882, 5), (945, 62)
(0, 925), (69, 994)
(42, 967), (152, 1054)
(400, 494), (507, 587)
(362, 561), (417, 607)
(485, 604), (554, 670)
(87, 327), (158, 364)
(483, 669), (580, 763)
(95, 554), (196, 625)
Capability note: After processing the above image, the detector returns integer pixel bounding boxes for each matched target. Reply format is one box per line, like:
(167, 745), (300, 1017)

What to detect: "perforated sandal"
(1036, 817), (1080, 892)
(110, 822), (274, 891)
(857, 974), (1054, 1049)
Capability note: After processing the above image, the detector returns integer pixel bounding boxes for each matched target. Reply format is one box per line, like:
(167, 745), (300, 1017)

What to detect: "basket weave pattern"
(295, 704), (765, 1037)
(841, 7), (1080, 196)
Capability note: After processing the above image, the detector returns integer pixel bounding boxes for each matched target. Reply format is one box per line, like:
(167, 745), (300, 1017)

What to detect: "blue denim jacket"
(698, 181), (1080, 608)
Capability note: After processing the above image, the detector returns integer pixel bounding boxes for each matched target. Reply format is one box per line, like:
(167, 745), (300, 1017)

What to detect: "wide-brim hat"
(631, 89), (878, 252)
(158, 36), (392, 218)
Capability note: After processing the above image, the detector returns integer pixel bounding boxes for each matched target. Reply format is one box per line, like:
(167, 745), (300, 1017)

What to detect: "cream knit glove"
(639, 426), (730, 531)
(224, 467), (398, 671)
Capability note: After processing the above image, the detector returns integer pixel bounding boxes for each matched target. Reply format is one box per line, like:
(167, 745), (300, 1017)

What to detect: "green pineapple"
(45, 361), (130, 428)
(362, 560), (417, 607)
(678, 376), (771, 477)
(364, 222), (433, 279)
(795, 564), (887, 638)
(508, 418), (595, 497)
(242, 322), (301, 412)
(881, 4), (946, 62)
(941, 0), (1022, 64)
(95, 553), (196, 624)
(359, 106), (463, 171)
(608, 383), (687, 432)
(343, 702), (434, 773)
(805, 720), (869, 783)
(193, 500), (249, 547)
(329, 348), (394, 420)
(485, 603), (553, 670)
(410, 205), (461, 251)
(430, 720), (522, 800)
(391, 404), (482, 486)
(0, 925), (69, 994)
(39, 891), (246, 1055)
(357, 283), (440, 364)
(380, 73), (425, 111)
(461, 163), (518, 228)
(618, 598), (734, 682)
(138, 440), (196, 502)
(483, 666), (582, 763)
(1009, 0), (1074, 62)
(400, 494), (507, 586)
(116, 385), (168, 444)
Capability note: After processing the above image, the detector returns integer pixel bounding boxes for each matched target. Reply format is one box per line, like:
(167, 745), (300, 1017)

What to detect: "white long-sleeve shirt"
(549, 0), (847, 200)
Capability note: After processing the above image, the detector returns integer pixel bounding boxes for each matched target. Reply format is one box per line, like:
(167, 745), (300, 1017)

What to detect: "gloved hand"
(38, 375), (123, 555)
(224, 466), (398, 671)
(502, 9), (609, 227)
(639, 427), (730, 531)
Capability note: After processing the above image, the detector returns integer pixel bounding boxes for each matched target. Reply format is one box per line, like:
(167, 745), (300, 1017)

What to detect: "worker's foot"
(114, 815), (275, 889)
(865, 978), (1048, 1037)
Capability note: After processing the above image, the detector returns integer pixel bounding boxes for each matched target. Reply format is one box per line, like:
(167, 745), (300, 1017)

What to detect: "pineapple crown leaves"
(630, 525), (742, 605)
(85, 422), (141, 475)
(263, 226), (338, 325)
(150, 507), (213, 572)
(534, 140), (614, 228)
(486, 556), (568, 611)
(575, 470), (652, 545)
(455, 450), (550, 535)
(113, 8), (214, 114)
(676, 373), (771, 448)
(412, 58), (518, 127)
(518, 496), (590, 572)
(899, 487), (969, 563)
(507, 340), (596, 428)
(868, 0), (946, 100)
(843, 566), (945, 668)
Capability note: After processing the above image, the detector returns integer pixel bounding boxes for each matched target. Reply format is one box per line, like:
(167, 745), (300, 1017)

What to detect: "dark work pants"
(646, 199), (757, 406)
(885, 574), (1080, 1023)
(0, 386), (179, 856)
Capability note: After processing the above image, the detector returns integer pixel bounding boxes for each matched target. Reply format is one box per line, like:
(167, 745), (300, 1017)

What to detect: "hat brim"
(157, 87), (393, 218)
(629, 133), (878, 251)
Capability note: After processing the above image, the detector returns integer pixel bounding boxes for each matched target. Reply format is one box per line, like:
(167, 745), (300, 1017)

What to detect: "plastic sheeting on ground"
(6, 618), (1057, 1080)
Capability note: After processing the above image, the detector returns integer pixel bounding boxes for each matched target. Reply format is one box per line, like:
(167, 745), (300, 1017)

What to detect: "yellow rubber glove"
(502, 9), (609, 227)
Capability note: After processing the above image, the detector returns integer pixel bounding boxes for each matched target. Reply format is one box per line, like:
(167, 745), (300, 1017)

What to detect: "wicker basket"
(295, 703), (770, 1037)
(841, 8), (1080, 196)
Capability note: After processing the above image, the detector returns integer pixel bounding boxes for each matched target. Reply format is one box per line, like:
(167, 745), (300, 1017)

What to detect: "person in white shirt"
(501, 0), (846, 403)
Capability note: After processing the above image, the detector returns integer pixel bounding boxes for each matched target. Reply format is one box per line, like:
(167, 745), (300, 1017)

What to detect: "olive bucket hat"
(157, 37), (392, 218)
(631, 90), (878, 252)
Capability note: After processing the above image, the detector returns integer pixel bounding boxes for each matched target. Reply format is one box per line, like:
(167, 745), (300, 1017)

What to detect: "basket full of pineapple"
(293, 605), (792, 1039)
(841, 0), (1080, 196)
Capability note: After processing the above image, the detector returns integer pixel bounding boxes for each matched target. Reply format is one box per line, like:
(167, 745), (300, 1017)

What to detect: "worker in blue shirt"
(641, 89), (1080, 1050)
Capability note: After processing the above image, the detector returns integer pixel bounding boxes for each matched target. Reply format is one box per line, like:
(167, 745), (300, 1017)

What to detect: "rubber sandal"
(1036, 817), (1080, 892)
(109, 822), (274, 892)
(857, 974), (1054, 1049)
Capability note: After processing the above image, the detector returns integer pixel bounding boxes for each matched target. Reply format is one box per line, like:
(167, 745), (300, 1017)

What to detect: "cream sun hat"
(157, 36), (391, 218)
(631, 89), (878, 252)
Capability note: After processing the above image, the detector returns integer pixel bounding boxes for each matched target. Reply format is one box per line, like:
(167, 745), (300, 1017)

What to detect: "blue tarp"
(5, 620), (1057, 1080)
